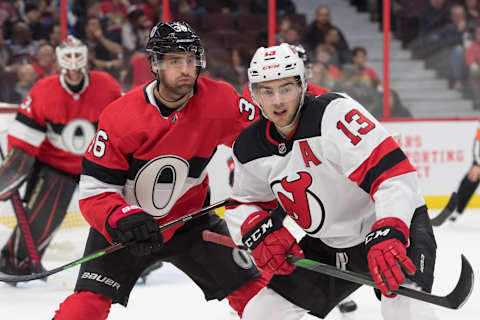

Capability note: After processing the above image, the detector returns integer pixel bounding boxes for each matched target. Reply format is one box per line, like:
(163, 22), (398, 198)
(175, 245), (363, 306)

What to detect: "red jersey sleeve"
(7, 82), (47, 157)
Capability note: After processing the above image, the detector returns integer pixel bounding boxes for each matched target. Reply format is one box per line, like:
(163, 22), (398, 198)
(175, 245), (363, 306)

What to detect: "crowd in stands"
(1, 0), (444, 119)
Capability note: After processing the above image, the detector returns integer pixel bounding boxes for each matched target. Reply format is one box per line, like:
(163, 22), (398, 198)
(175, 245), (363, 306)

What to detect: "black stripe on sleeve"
(15, 112), (46, 132)
(82, 158), (128, 185)
(359, 148), (407, 194)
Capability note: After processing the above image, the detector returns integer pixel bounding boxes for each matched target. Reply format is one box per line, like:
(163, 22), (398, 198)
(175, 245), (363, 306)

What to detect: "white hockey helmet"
(56, 35), (88, 71)
(248, 43), (307, 120)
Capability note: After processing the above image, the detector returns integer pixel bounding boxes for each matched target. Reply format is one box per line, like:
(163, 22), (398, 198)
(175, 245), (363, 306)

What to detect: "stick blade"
(431, 192), (458, 227)
(445, 254), (474, 309)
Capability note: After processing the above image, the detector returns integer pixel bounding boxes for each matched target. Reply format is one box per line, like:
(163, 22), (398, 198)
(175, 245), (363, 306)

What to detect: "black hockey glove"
(106, 205), (163, 256)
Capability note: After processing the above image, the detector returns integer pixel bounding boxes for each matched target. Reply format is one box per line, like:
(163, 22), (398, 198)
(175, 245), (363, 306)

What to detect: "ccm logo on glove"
(243, 215), (274, 249)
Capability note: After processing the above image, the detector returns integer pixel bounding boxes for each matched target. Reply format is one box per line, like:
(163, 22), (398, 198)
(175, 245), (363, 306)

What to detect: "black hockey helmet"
(146, 21), (206, 69)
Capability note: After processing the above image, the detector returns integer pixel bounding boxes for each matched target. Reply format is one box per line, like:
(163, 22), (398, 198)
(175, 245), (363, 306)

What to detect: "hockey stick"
(0, 198), (238, 283)
(0, 147), (45, 275)
(202, 230), (474, 310)
(430, 192), (458, 226)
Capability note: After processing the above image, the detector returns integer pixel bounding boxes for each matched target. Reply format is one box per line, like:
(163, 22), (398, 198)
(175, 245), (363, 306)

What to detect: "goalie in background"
(0, 36), (122, 277)
(223, 43), (439, 320)
(433, 122), (480, 225)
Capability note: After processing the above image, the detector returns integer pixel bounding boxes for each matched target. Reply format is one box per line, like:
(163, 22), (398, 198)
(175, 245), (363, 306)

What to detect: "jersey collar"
(59, 72), (90, 98)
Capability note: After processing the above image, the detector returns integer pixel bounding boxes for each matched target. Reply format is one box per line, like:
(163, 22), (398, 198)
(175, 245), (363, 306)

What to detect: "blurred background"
(2, 0), (480, 119)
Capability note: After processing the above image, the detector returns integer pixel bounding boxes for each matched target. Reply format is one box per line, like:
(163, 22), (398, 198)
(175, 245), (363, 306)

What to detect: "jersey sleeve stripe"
(79, 174), (124, 200)
(82, 158), (128, 186)
(348, 137), (416, 195)
(226, 198), (278, 211)
(8, 120), (45, 147)
(15, 112), (46, 132)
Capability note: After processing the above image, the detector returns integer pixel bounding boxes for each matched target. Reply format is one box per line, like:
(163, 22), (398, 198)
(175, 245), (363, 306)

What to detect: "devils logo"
(271, 171), (325, 234)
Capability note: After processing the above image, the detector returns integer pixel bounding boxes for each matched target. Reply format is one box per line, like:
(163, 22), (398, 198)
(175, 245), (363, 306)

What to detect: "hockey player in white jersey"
(226, 43), (439, 320)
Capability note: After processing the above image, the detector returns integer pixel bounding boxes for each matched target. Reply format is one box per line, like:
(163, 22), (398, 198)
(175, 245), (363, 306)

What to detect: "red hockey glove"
(241, 210), (303, 274)
(365, 217), (416, 297)
(106, 204), (163, 256)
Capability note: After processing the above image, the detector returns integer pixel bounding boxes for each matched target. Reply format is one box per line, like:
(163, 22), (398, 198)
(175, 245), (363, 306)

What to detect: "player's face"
(157, 52), (197, 97)
(64, 69), (84, 86)
(256, 77), (303, 129)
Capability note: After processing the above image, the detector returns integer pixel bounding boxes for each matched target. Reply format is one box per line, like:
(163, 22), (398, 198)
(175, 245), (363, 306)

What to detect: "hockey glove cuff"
(241, 210), (303, 274)
(365, 217), (416, 297)
(106, 205), (163, 256)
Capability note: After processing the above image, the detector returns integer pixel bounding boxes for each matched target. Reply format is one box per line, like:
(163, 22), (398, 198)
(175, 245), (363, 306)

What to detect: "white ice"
(0, 209), (478, 320)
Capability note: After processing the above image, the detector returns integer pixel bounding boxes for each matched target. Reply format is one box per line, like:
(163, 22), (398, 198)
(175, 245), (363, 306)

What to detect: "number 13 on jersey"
(336, 109), (376, 145)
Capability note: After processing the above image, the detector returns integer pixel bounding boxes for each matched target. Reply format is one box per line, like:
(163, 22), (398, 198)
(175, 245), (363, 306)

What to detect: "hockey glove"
(106, 205), (163, 256)
(365, 217), (416, 297)
(241, 210), (303, 274)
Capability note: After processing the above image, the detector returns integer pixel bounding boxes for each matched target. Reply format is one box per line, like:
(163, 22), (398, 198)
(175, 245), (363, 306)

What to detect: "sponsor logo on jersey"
(81, 272), (121, 290)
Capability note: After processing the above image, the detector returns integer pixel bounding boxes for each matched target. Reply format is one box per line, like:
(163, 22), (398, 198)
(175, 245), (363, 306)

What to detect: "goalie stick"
(202, 230), (474, 310)
(430, 192), (458, 226)
(0, 198), (238, 283)
(0, 147), (45, 275)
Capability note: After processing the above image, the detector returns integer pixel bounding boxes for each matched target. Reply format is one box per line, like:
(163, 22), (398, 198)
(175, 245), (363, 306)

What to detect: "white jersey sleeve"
(224, 152), (278, 245)
(321, 94), (424, 227)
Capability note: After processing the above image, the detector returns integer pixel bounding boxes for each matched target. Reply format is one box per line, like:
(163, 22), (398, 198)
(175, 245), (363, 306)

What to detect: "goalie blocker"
(0, 151), (77, 275)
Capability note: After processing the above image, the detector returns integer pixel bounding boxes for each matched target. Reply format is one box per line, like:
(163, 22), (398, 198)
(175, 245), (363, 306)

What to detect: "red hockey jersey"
(7, 71), (122, 175)
(79, 76), (258, 242)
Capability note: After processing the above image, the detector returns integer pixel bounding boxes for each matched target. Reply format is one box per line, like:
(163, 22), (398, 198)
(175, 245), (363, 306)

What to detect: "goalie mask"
(248, 43), (307, 125)
(146, 21), (206, 75)
(56, 35), (88, 72)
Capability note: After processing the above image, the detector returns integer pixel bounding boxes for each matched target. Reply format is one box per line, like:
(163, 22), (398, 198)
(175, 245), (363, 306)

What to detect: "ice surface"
(0, 210), (478, 319)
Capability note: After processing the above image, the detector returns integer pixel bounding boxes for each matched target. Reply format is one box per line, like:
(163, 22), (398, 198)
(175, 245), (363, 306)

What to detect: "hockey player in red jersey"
(0, 36), (122, 277)
(223, 43), (439, 319)
(53, 22), (268, 320)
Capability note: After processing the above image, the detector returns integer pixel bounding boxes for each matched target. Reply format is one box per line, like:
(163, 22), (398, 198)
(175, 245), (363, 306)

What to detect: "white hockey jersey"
(225, 93), (426, 249)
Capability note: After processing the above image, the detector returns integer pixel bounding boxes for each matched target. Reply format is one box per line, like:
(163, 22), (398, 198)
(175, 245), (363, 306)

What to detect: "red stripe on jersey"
(369, 158), (416, 198)
(8, 136), (38, 158)
(226, 198), (278, 211)
(349, 137), (399, 185)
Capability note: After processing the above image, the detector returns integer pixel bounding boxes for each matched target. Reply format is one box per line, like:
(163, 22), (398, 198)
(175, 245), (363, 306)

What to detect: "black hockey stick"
(0, 147), (45, 275)
(202, 230), (474, 310)
(431, 192), (458, 226)
(0, 198), (237, 283)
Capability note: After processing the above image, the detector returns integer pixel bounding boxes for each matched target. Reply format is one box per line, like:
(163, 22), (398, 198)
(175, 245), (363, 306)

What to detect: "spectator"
(370, 89), (413, 118)
(197, 0), (239, 14)
(143, 0), (162, 28)
(216, 46), (250, 92)
(323, 27), (351, 66)
(250, 0), (295, 14)
(301, 6), (350, 59)
(48, 23), (62, 48)
(8, 63), (37, 104)
(99, 0), (129, 43)
(0, 22), (15, 101)
(84, 16), (123, 76)
(315, 44), (343, 79)
(31, 43), (57, 79)
(309, 61), (336, 89)
(352, 46), (381, 88)
(465, 25), (480, 109)
(22, 3), (48, 41)
(465, 0), (480, 24)
(284, 27), (302, 46)
(418, 0), (450, 36)
(332, 64), (380, 113)
(6, 22), (37, 65)
(74, 0), (107, 40)
(122, 5), (148, 54)
(275, 16), (292, 44)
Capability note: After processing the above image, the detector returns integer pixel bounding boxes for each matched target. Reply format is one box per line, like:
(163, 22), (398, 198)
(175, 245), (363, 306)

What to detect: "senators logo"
(271, 171), (325, 234)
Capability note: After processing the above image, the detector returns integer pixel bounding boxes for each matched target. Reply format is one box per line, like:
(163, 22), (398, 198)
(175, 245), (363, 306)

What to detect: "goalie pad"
(0, 147), (35, 199)
(0, 162), (77, 270)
